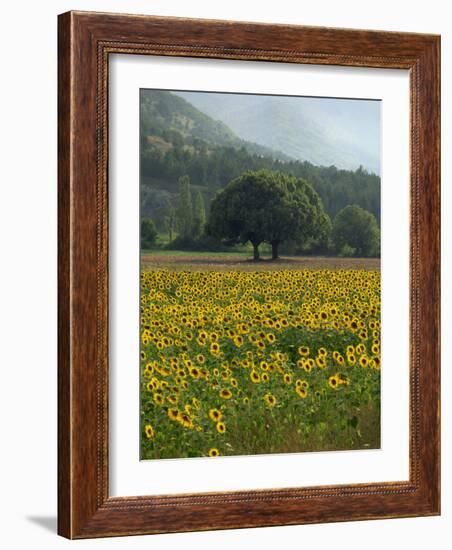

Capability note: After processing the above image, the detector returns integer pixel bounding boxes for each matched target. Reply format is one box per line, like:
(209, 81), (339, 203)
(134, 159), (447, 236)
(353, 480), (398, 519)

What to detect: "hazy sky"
(175, 91), (381, 174)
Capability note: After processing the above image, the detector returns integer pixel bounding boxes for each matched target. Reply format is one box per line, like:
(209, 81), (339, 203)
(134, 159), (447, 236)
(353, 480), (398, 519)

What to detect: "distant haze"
(175, 91), (381, 175)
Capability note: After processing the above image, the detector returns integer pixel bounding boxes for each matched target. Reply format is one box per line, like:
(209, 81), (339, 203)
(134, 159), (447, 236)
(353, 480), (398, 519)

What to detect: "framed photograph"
(58, 11), (440, 538)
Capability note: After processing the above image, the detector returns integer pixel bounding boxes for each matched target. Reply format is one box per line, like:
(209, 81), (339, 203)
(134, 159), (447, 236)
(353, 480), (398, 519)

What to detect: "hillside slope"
(141, 89), (291, 160)
(140, 90), (380, 232)
(175, 91), (380, 175)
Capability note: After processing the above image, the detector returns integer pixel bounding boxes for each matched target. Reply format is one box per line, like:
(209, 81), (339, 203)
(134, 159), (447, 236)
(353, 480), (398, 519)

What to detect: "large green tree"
(175, 175), (193, 238)
(265, 173), (331, 259)
(164, 199), (176, 243)
(192, 191), (206, 238)
(333, 204), (380, 257)
(140, 218), (158, 250)
(207, 169), (329, 260)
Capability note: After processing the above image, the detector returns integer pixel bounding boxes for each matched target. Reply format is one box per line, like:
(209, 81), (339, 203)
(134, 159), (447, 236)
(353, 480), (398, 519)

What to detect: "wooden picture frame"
(58, 10), (440, 539)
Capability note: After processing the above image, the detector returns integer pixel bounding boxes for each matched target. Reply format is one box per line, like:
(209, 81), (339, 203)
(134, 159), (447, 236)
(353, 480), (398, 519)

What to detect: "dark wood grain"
(57, 10), (72, 539)
(58, 10), (440, 539)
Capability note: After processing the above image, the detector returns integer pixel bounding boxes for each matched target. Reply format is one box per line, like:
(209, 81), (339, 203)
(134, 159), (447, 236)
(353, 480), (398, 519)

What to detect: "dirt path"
(141, 254), (380, 272)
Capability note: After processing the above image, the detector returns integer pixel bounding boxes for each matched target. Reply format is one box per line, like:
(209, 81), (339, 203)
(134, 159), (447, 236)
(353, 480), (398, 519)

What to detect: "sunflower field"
(140, 269), (381, 459)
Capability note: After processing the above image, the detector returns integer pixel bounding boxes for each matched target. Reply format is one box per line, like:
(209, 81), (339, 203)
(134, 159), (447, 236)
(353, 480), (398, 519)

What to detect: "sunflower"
(296, 386), (308, 399)
(303, 359), (314, 373)
(178, 412), (193, 429)
(140, 268), (381, 458)
(216, 422), (226, 434)
(219, 388), (233, 400)
(359, 355), (369, 368)
(167, 394), (178, 405)
(356, 343), (366, 355)
(250, 370), (261, 383)
(144, 424), (154, 439)
(167, 408), (179, 421)
(263, 393), (277, 407)
(189, 367), (201, 378)
(328, 374), (340, 389)
(233, 335), (244, 347)
(209, 408), (222, 422)
(143, 363), (154, 377)
(209, 448), (220, 457)
(210, 342), (220, 355)
(153, 393), (164, 406)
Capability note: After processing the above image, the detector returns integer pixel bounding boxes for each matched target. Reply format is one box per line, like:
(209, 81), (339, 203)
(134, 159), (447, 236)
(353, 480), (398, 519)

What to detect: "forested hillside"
(140, 90), (380, 232)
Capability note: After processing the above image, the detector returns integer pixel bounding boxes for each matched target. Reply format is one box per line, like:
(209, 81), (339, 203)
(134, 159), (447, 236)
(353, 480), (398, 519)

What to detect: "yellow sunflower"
(209, 448), (220, 457)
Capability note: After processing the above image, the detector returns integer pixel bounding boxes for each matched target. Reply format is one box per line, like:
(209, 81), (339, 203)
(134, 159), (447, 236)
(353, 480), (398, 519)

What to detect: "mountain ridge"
(140, 89), (292, 162)
(174, 91), (380, 175)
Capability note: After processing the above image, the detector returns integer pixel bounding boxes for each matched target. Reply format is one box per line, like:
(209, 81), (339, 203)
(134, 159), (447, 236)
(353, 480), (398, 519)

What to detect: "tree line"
(141, 170), (380, 259)
(142, 143), (380, 224)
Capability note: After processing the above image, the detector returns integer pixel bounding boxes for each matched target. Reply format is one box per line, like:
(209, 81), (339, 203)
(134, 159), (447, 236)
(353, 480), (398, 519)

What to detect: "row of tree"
(174, 176), (206, 240)
(141, 170), (380, 258)
(141, 144), (380, 223)
(141, 175), (208, 249)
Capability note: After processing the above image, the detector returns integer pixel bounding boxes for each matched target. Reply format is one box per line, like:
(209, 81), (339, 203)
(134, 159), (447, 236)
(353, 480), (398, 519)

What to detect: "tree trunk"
(271, 241), (280, 260)
(252, 242), (260, 261)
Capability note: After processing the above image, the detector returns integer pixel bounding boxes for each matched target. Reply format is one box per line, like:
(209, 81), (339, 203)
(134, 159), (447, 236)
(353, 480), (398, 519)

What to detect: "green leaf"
(349, 415), (359, 429)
